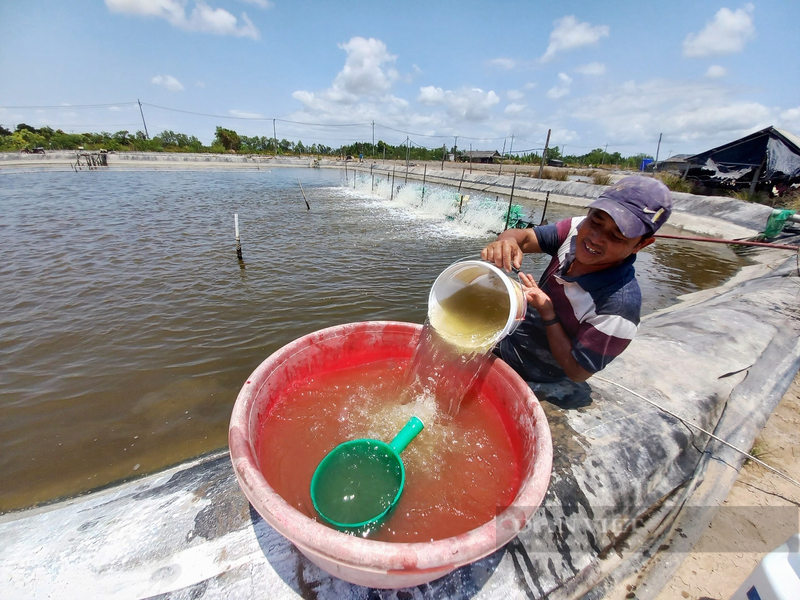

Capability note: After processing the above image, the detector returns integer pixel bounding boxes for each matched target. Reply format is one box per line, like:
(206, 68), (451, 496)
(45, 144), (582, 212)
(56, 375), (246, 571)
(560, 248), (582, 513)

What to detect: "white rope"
(594, 375), (800, 489)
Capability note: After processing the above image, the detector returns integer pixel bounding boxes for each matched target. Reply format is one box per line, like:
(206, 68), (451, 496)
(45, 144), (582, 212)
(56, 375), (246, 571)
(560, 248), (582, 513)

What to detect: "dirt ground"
(642, 371), (800, 599)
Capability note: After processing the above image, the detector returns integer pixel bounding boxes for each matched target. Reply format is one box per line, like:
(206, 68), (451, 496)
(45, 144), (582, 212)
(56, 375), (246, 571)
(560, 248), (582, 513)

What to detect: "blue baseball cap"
(588, 176), (673, 238)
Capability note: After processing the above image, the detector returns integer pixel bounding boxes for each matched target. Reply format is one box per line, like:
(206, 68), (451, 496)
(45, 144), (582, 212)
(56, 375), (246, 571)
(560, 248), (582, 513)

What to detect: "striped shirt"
(496, 217), (641, 382)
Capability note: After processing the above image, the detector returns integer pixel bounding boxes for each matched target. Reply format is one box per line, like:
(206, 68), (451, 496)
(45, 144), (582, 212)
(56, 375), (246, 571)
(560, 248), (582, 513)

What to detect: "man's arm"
(480, 228), (542, 271)
(518, 272), (593, 383)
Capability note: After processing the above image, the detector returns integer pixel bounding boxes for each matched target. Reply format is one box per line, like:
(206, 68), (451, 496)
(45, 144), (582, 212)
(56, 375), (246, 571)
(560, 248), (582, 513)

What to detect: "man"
(481, 176), (673, 383)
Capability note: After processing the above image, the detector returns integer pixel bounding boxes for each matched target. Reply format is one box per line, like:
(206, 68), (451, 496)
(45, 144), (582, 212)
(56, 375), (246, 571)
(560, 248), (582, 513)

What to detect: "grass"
(592, 171), (612, 186)
(656, 172), (695, 193)
(541, 167), (568, 181)
(746, 442), (773, 466)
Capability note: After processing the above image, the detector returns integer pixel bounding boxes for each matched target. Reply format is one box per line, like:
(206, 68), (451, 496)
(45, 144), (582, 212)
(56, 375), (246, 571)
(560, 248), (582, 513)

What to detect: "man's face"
(573, 209), (654, 271)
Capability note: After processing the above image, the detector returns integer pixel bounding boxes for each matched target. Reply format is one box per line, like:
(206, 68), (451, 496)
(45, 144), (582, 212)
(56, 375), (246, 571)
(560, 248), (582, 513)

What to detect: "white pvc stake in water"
(234, 214), (243, 260)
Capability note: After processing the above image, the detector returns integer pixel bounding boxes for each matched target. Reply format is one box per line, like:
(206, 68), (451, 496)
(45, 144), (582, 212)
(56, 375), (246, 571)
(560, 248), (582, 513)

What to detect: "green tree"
(214, 126), (241, 151)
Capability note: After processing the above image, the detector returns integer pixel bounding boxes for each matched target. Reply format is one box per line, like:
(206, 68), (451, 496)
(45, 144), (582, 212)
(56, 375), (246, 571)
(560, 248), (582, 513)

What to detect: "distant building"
(645, 154), (692, 175)
(682, 126), (800, 193)
(461, 150), (501, 164)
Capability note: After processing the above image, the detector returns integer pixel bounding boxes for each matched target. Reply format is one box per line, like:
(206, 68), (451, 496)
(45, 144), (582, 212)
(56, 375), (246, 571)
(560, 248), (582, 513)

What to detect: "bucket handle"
(389, 416), (424, 454)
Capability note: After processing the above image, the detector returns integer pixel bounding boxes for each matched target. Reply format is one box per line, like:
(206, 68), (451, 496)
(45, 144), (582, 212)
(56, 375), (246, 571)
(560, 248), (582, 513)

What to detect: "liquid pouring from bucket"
(310, 416), (424, 532)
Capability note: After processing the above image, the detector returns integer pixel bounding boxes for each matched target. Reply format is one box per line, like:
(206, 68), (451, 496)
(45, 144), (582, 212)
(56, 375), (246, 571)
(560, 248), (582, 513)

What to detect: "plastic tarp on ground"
(685, 126), (800, 191)
(1, 244), (799, 599)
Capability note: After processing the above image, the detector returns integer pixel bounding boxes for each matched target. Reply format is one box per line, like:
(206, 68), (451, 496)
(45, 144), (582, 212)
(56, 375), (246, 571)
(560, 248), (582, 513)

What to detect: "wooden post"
(298, 179), (310, 210)
(749, 154), (768, 196)
(421, 164), (427, 203)
(538, 129), (551, 179)
(441, 144), (446, 170)
(371, 164), (374, 192)
(504, 171), (517, 231)
(457, 168), (466, 193)
(405, 137), (410, 184)
(344, 160), (348, 185)
(391, 165), (396, 200)
(539, 191), (550, 225)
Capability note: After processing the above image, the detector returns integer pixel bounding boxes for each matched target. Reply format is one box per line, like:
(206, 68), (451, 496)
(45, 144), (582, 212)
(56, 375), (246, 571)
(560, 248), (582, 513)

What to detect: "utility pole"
(137, 99), (149, 139)
(273, 119), (277, 156)
(654, 133), (662, 172)
(453, 135), (458, 159)
(601, 143), (609, 165)
(538, 129), (551, 179)
(469, 143), (473, 174)
(500, 139), (506, 174)
(372, 121), (375, 158)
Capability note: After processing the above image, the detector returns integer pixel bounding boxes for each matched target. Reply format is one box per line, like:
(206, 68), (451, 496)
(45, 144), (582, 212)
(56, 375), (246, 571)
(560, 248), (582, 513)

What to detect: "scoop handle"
(389, 416), (424, 454)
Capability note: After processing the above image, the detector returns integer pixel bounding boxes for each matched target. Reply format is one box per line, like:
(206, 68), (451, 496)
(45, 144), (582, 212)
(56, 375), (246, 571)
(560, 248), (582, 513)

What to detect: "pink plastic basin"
(229, 321), (552, 589)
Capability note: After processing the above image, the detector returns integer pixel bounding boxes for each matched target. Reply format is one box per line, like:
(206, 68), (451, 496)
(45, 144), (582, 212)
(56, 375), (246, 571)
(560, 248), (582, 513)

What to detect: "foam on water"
(331, 173), (516, 238)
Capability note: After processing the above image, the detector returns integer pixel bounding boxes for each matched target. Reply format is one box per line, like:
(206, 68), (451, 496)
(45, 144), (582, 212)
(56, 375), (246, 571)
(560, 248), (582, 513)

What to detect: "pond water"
(0, 168), (748, 512)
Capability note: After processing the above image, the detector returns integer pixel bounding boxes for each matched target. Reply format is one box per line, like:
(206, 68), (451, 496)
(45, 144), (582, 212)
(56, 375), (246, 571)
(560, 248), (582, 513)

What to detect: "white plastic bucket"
(428, 260), (527, 350)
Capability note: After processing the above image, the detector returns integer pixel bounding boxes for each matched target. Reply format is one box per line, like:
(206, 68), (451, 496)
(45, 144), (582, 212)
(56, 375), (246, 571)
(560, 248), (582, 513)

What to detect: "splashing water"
(349, 172), (521, 236)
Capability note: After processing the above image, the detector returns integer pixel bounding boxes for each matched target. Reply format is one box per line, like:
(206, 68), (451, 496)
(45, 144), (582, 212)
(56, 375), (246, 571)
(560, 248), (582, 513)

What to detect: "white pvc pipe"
(234, 214), (240, 240)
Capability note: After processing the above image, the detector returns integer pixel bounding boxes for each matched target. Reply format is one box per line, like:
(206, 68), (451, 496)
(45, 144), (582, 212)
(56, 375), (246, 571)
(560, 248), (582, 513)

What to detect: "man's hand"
(518, 272), (555, 320)
(480, 229), (542, 272)
(481, 238), (523, 271)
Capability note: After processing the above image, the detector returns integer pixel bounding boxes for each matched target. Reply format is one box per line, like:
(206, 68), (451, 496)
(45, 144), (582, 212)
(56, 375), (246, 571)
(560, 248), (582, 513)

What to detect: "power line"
(142, 103), (372, 128)
(0, 102), (137, 110)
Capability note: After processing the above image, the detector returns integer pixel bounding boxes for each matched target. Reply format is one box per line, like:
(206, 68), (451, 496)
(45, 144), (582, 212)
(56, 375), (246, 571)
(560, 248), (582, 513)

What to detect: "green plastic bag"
(762, 209), (797, 239)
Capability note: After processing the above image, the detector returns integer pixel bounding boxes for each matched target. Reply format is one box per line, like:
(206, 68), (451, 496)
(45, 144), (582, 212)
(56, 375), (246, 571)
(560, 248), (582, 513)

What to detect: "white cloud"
(683, 4), (755, 57)
(240, 0), (272, 8)
(108, 106), (122, 111)
(415, 86), (500, 122)
(105, 0), (260, 39)
(332, 37), (398, 96)
(575, 62), (606, 76)
(229, 109), (264, 118)
(569, 78), (774, 147)
(779, 106), (800, 131)
(547, 73), (572, 99)
(151, 74), (184, 91)
(523, 82), (537, 90)
(418, 86), (446, 105)
(541, 16), (609, 62)
(488, 58), (517, 70)
(705, 65), (727, 78)
(195, 80), (206, 87)
(505, 103), (527, 115)
(507, 90), (524, 101)
(292, 37), (403, 114)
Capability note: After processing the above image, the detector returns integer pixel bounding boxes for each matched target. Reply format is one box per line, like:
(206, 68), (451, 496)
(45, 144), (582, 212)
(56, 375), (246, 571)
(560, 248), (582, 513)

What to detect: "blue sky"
(1, 0), (797, 157)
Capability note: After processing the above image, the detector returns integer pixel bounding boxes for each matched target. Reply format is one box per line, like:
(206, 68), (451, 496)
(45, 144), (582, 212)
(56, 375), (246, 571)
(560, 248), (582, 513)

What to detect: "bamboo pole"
(298, 180), (310, 210)
(504, 170), (518, 231)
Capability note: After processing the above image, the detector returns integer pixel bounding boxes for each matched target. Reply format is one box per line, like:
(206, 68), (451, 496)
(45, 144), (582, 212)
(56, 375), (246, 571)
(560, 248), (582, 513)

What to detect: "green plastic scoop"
(310, 416), (424, 532)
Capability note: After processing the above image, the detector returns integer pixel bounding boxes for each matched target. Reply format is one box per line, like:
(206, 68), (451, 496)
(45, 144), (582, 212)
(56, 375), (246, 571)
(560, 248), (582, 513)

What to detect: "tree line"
(1, 123), (652, 169)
